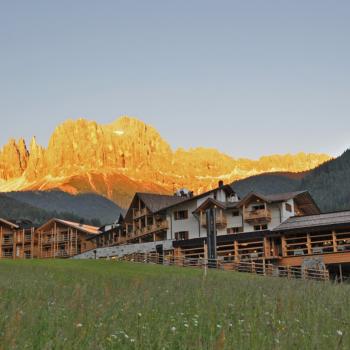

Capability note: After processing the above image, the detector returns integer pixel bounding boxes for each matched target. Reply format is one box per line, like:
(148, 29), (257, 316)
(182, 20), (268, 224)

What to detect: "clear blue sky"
(1, 0), (349, 159)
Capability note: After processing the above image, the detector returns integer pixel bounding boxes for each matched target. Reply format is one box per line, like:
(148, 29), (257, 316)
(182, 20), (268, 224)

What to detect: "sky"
(0, 0), (349, 159)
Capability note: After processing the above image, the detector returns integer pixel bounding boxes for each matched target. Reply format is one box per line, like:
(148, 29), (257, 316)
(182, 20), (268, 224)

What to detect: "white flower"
(171, 326), (176, 332)
(124, 334), (129, 339)
(76, 323), (83, 328)
(217, 324), (222, 329)
(138, 313), (142, 317)
(130, 338), (136, 343)
(184, 323), (189, 328)
(337, 330), (343, 336)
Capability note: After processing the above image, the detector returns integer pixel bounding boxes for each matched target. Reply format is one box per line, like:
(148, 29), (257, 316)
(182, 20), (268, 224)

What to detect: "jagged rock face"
(0, 138), (29, 180)
(38, 117), (173, 178)
(0, 116), (331, 207)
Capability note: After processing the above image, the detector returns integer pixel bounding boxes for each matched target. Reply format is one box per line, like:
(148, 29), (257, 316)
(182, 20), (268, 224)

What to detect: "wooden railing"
(244, 208), (272, 223)
(119, 252), (330, 282)
(2, 238), (13, 245)
(133, 208), (148, 219)
(200, 216), (227, 228)
(128, 221), (168, 241)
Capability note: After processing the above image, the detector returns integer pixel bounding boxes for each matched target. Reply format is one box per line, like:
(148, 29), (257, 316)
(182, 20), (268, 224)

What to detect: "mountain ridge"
(0, 116), (331, 208)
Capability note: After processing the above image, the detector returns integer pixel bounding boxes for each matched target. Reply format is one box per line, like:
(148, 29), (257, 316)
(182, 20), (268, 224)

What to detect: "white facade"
(163, 194), (297, 240)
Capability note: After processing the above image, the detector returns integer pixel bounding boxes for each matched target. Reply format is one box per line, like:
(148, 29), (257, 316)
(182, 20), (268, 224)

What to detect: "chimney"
(218, 180), (224, 188)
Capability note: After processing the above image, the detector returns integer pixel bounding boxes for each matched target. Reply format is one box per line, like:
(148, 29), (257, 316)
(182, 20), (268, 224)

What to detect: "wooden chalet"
(89, 214), (126, 248)
(124, 193), (186, 244)
(0, 219), (37, 259)
(37, 219), (99, 258)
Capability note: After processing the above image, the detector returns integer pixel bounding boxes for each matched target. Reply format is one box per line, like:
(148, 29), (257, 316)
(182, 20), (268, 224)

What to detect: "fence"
(119, 252), (330, 282)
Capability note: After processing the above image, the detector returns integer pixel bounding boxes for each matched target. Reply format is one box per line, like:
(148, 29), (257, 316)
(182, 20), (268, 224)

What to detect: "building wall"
(166, 200), (200, 240)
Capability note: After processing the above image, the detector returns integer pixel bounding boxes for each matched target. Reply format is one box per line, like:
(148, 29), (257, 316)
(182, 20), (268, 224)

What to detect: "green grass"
(0, 260), (349, 350)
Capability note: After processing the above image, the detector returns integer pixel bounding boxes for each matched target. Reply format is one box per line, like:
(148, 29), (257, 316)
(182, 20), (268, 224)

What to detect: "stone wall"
(72, 239), (174, 259)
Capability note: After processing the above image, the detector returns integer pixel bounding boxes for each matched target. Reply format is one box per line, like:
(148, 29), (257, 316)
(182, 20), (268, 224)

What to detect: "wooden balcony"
(128, 221), (168, 241)
(200, 214), (227, 229)
(2, 238), (13, 245)
(133, 208), (148, 219)
(244, 209), (272, 224)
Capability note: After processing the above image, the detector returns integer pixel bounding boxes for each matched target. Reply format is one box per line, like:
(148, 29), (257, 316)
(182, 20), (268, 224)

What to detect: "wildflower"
(337, 330), (343, 336)
(130, 338), (136, 343)
(138, 313), (142, 317)
(76, 323), (83, 328)
(229, 323), (233, 327)
(124, 334), (129, 339)
(217, 324), (222, 329)
(171, 326), (176, 332)
(184, 323), (189, 328)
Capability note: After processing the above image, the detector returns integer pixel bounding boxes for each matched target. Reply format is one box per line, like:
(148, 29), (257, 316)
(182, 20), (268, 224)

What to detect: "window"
(285, 203), (292, 212)
(174, 210), (188, 220)
(254, 224), (268, 231)
(175, 231), (189, 240)
(232, 210), (240, 217)
(227, 227), (243, 234)
(252, 204), (265, 211)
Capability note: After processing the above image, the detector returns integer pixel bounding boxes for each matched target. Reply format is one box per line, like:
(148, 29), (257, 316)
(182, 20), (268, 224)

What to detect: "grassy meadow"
(0, 260), (349, 350)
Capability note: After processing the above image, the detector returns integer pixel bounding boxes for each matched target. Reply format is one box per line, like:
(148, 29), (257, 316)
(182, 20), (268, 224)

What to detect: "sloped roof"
(193, 198), (239, 213)
(0, 218), (19, 229)
(37, 218), (100, 235)
(274, 210), (350, 232)
(239, 191), (307, 205)
(138, 193), (187, 213)
(153, 184), (236, 213)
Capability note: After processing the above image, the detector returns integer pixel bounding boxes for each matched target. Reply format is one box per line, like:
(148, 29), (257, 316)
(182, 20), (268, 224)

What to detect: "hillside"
(0, 193), (103, 226)
(232, 149), (350, 212)
(5, 190), (122, 224)
(0, 116), (330, 208)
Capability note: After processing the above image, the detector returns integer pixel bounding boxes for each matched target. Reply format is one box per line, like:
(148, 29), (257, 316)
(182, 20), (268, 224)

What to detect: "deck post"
(281, 236), (287, 257)
(306, 233), (312, 255)
(0, 226), (3, 259)
(339, 264), (343, 283)
(332, 230), (337, 252)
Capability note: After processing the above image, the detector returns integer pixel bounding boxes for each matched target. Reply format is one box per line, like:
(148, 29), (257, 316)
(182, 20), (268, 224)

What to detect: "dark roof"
(193, 198), (240, 213)
(274, 210), (350, 232)
(138, 193), (187, 213)
(154, 184), (236, 213)
(239, 191), (307, 205)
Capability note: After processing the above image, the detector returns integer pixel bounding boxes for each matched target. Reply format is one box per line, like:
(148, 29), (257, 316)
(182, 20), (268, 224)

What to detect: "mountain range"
(0, 116), (330, 209)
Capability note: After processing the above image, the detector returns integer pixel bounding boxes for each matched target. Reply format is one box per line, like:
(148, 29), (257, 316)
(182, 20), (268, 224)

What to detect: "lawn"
(0, 260), (349, 350)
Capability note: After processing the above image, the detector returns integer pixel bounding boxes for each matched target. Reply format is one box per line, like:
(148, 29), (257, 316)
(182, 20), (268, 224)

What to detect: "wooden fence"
(119, 252), (330, 282)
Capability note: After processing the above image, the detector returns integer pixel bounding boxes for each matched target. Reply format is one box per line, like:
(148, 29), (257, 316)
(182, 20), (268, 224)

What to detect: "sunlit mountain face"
(0, 116), (331, 208)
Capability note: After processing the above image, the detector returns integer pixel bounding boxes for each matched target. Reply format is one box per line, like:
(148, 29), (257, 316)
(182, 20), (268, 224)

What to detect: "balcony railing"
(133, 208), (148, 219)
(2, 238), (13, 245)
(244, 209), (272, 223)
(201, 215), (227, 229)
(128, 221), (169, 240)
(1, 251), (14, 258)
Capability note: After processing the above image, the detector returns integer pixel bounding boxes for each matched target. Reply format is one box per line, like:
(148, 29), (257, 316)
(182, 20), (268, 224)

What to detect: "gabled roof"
(37, 218), (100, 235)
(238, 191), (320, 215)
(193, 198), (239, 214)
(239, 191), (306, 206)
(0, 218), (19, 229)
(274, 210), (350, 232)
(153, 184), (237, 213)
(125, 193), (187, 221)
(138, 193), (186, 212)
